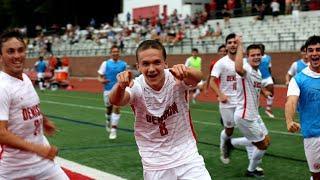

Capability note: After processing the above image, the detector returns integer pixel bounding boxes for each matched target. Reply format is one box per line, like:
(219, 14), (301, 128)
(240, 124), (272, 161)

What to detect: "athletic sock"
(231, 137), (252, 147)
(192, 89), (201, 99)
(266, 95), (274, 110)
(111, 113), (120, 129)
(248, 148), (266, 172)
(220, 129), (229, 150)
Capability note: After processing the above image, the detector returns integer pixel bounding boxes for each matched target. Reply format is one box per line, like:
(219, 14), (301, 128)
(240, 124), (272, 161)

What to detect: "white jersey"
(211, 55), (237, 108)
(0, 72), (51, 171)
(235, 63), (262, 121)
(126, 69), (199, 170)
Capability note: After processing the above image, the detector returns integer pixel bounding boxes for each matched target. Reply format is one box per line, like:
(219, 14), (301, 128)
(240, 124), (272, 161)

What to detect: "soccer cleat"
(245, 169), (264, 177)
(265, 109), (275, 118)
(109, 128), (117, 140)
(220, 155), (230, 164)
(220, 139), (233, 164)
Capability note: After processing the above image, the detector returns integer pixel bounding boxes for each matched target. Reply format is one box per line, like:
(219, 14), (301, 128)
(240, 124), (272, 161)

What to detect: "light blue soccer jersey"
(296, 59), (308, 74)
(259, 55), (271, 79)
(104, 59), (127, 91)
(294, 72), (320, 138)
(35, 60), (47, 73)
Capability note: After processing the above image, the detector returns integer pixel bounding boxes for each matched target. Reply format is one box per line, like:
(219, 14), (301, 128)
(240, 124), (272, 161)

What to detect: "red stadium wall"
(24, 52), (300, 84)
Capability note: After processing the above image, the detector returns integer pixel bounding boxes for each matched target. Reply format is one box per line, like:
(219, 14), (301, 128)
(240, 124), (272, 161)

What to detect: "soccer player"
(0, 29), (68, 179)
(34, 56), (48, 90)
(108, 40), (211, 180)
(234, 36), (271, 177)
(98, 45), (127, 139)
(285, 44), (308, 86)
(185, 48), (202, 103)
(205, 44), (227, 94)
(259, 44), (275, 118)
(210, 33), (253, 164)
(285, 35), (320, 180)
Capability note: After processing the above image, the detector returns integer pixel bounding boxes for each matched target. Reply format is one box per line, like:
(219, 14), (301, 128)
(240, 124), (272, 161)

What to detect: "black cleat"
(245, 169), (264, 178)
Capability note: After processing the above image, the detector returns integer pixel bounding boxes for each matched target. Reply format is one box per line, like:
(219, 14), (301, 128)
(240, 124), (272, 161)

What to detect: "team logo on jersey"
(146, 102), (178, 124)
(22, 104), (41, 121)
(226, 75), (236, 81)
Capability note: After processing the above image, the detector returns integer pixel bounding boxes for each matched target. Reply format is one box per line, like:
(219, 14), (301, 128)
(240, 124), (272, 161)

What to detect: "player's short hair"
(225, 33), (236, 44)
(259, 43), (265, 54)
(218, 44), (226, 51)
(110, 45), (119, 52)
(305, 35), (320, 49)
(0, 29), (25, 55)
(300, 44), (306, 52)
(192, 48), (198, 53)
(136, 40), (166, 62)
(246, 44), (262, 55)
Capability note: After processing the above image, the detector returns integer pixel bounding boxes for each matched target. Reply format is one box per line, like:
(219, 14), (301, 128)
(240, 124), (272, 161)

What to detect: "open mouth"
(147, 74), (157, 79)
(311, 57), (320, 62)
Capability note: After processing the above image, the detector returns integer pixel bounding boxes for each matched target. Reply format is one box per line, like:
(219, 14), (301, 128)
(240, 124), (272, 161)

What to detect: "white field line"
(42, 100), (302, 137)
(56, 157), (126, 180)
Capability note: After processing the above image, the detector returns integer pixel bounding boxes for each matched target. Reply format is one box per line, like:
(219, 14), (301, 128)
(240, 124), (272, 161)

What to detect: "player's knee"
(255, 136), (270, 150)
(225, 127), (234, 136)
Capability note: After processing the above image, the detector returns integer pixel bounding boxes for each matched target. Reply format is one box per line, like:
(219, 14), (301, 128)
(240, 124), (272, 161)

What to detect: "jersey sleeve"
(287, 78), (300, 96)
(97, 61), (107, 75)
(211, 60), (222, 78)
(0, 87), (10, 120)
(287, 62), (297, 76)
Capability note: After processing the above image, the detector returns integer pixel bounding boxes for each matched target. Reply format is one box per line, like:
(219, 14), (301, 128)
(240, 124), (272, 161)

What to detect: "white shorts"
(261, 76), (274, 87)
(235, 115), (268, 142)
(220, 107), (236, 128)
(0, 160), (69, 180)
(143, 154), (211, 180)
(37, 72), (45, 80)
(103, 90), (112, 107)
(304, 137), (320, 173)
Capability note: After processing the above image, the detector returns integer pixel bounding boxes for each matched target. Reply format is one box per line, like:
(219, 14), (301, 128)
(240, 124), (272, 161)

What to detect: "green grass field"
(39, 90), (309, 180)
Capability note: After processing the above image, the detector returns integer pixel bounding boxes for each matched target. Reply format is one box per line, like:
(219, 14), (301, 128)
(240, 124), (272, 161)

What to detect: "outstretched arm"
(109, 71), (133, 106)
(169, 64), (202, 87)
(235, 36), (245, 76)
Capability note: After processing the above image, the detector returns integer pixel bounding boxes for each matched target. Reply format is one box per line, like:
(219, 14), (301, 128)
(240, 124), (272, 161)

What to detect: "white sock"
(220, 129), (229, 150)
(111, 113), (120, 128)
(246, 145), (256, 160)
(231, 137), (252, 147)
(248, 148), (266, 172)
(105, 114), (110, 122)
(192, 89), (201, 99)
(266, 96), (274, 110)
(39, 82), (44, 89)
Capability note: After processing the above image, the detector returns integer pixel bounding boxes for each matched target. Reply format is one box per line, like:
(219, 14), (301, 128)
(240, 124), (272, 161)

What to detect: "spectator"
(270, 0), (280, 21)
